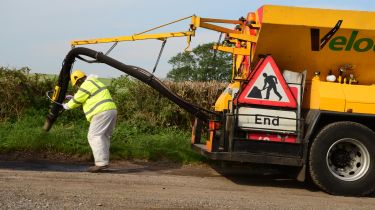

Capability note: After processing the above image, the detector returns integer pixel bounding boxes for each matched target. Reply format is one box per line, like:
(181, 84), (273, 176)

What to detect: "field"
(0, 67), (226, 163)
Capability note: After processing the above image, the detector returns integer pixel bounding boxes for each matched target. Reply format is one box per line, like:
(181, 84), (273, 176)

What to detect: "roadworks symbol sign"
(238, 56), (297, 108)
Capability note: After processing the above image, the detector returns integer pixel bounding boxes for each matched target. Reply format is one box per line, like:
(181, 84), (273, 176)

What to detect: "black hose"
(44, 47), (216, 131)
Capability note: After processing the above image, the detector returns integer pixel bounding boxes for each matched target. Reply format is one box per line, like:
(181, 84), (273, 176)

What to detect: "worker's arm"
(271, 76), (278, 84)
(66, 82), (91, 109)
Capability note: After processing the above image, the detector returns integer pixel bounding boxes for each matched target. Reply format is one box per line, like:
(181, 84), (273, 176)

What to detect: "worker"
(62, 70), (117, 173)
(261, 73), (282, 101)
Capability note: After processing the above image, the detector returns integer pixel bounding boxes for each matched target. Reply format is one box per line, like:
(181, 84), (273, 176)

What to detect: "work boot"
(87, 165), (109, 173)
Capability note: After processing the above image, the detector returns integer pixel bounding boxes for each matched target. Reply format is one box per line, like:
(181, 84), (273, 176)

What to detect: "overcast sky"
(1, 0), (374, 78)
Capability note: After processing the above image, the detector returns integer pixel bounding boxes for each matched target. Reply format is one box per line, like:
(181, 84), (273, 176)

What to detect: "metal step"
(192, 143), (303, 166)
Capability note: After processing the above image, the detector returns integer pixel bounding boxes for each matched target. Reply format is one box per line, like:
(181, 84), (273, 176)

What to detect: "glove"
(62, 103), (69, 110)
(65, 95), (74, 100)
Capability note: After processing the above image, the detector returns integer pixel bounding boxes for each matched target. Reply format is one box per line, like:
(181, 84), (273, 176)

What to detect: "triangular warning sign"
(238, 56), (297, 108)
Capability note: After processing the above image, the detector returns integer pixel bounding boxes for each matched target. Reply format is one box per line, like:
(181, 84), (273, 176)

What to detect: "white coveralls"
(88, 109), (117, 166)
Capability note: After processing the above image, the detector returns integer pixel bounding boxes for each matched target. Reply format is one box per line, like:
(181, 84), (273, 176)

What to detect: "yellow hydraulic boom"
(71, 16), (196, 49)
(71, 15), (258, 61)
(70, 14), (261, 112)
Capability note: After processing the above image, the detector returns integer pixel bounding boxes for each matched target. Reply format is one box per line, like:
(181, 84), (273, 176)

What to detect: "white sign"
(238, 107), (297, 133)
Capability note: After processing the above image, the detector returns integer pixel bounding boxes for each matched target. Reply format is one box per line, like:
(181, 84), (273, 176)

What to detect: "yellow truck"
(45, 5), (375, 196)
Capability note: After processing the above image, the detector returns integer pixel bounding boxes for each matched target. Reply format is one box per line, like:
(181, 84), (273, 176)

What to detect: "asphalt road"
(0, 160), (374, 209)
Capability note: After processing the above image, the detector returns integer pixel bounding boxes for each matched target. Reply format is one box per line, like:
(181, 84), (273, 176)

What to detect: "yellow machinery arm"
(71, 31), (195, 46)
(70, 14), (260, 112)
(70, 15), (258, 57)
(70, 14), (261, 113)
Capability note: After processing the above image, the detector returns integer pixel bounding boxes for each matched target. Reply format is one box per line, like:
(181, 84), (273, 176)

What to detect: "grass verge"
(0, 113), (204, 164)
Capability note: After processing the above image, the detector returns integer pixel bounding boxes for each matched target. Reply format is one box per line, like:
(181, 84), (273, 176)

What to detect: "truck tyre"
(309, 121), (375, 196)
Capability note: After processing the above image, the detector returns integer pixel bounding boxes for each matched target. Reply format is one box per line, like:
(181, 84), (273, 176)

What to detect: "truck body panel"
(254, 5), (375, 84)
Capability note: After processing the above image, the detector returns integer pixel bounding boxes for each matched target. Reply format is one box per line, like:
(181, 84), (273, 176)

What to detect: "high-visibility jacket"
(67, 76), (117, 122)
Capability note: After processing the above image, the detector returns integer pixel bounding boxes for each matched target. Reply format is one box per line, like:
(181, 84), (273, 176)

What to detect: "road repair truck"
(44, 5), (375, 196)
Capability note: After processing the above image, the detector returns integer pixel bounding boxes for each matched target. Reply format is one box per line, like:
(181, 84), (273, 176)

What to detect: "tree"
(167, 42), (232, 82)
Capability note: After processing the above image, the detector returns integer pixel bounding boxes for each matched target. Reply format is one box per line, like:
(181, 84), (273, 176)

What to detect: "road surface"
(0, 160), (374, 209)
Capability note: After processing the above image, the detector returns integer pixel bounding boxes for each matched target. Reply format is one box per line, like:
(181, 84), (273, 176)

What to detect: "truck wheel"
(309, 121), (375, 196)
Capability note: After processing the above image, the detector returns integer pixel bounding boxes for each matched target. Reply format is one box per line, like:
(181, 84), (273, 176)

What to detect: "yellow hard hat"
(70, 70), (86, 86)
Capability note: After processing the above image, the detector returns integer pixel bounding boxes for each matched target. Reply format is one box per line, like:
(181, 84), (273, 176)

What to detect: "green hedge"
(0, 67), (55, 121)
(0, 67), (226, 130)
